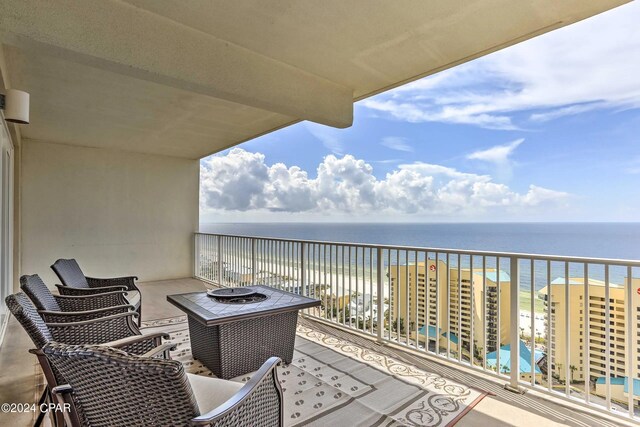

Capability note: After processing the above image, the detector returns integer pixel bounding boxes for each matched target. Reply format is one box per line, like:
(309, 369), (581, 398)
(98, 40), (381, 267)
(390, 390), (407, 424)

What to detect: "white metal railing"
(194, 232), (640, 422)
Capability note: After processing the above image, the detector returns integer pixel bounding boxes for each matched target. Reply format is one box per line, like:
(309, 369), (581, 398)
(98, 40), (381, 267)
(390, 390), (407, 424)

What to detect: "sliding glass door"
(0, 121), (13, 342)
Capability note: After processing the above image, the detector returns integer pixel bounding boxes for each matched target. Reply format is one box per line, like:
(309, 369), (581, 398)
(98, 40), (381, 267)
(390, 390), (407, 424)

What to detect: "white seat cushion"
(187, 373), (243, 414)
(125, 290), (141, 308)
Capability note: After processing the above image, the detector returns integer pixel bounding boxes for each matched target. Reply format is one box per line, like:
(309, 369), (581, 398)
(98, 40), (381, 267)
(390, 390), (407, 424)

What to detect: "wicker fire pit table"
(167, 285), (320, 379)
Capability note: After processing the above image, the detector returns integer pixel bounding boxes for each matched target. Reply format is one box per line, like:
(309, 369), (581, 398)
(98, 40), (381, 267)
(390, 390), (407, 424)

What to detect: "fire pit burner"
(212, 293), (268, 304)
(207, 288), (268, 304)
(208, 287), (256, 298)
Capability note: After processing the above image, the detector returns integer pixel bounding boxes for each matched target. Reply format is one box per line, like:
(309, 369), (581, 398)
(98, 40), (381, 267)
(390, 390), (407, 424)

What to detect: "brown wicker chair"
(38, 342), (283, 427)
(51, 258), (142, 325)
(5, 292), (167, 358)
(20, 274), (134, 323)
(5, 292), (171, 426)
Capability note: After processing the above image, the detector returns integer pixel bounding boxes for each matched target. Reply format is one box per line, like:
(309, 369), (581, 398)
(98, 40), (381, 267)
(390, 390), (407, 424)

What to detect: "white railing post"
(217, 235), (223, 286)
(301, 243), (307, 296)
(377, 247), (384, 342)
(251, 237), (257, 284)
(626, 266), (634, 419)
(508, 256), (521, 391)
(193, 233), (199, 278)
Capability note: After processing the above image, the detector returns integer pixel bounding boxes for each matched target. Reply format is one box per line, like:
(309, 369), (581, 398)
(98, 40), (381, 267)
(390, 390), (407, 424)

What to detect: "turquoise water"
(199, 222), (640, 288)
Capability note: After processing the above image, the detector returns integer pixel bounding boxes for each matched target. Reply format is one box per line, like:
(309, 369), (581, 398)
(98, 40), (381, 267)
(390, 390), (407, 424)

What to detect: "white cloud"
(381, 136), (413, 152)
(370, 159), (402, 164)
(517, 185), (571, 207)
(361, 99), (517, 130)
(199, 149), (268, 211)
(529, 103), (603, 122)
(466, 139), (524, 182)
(200, 148), (570, 220)
(399, 162), (482, 180)
(305, 122), (344, 154)
(467, 139), (523, 164)
(266, 163), (316, 211)
(360, 2), (640, 128)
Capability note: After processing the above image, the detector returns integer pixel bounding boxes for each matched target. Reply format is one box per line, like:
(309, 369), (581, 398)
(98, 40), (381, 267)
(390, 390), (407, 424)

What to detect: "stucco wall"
(20, 140), (199, 285)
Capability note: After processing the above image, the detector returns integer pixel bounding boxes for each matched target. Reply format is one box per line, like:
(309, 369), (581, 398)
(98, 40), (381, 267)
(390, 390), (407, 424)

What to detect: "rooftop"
(549, 277), (624, 288)
(483, 270), (511, 283)
(624, 378), (640, 398)
(596, 377), (640, 398)
(486, 341), (543, 375)
(597, 377), (627, 386)
(418, 325), (460, 344)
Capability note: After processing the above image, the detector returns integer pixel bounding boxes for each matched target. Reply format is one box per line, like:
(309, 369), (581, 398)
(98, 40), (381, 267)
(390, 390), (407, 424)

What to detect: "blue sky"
(200, 2), (640, 223)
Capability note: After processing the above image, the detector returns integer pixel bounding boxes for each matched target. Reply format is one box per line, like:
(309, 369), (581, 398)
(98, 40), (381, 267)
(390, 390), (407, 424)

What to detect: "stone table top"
(167, 285), (320, 326)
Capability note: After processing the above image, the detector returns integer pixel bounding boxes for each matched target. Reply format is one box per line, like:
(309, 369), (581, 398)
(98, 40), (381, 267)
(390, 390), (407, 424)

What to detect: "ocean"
(200, 222), (640, 260)
(199, 222), (640, 290)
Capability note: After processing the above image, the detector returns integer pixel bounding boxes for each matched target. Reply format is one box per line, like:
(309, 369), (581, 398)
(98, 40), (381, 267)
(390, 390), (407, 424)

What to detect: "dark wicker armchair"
(5, 292), (171, 426)
(5, 292), (167, 356)
(51, 258), (142, 324)
(38, 342), (283, 427)
(20, 274), (134, 323)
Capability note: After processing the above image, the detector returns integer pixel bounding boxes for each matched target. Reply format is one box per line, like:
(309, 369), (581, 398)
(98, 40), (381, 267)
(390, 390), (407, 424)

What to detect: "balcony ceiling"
(0, 0), (629, 159)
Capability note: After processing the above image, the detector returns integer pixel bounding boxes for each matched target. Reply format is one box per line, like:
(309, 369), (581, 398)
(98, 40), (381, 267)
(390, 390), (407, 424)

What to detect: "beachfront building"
(486, 340), (544, 382)
(539, 276), (640, 404)
(389, 260), (511, 355)
(595, 377), (640, 406)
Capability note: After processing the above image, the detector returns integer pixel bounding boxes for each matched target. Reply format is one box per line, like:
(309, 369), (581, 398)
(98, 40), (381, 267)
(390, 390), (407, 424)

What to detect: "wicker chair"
(38, 342), (283, 427)
(5, 292), (167, 358)
(20, 274), (134, 323)
(5, 292), (171, 426)
(51, 258), (142, 325)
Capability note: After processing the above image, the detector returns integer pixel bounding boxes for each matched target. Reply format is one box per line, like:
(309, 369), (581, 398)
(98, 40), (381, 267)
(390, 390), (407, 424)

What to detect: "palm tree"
(338, 307), (350, 323)
(473, 343), (484, 363)
(501, 364), (510, 375)
(557, 363), (562, 378)
(392, 317), (406, 335)
(569, 365), (577, 383)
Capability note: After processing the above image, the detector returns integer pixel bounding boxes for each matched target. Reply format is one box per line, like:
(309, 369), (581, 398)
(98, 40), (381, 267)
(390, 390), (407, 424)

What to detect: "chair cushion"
(52, 259), (90, 288)
(187, 373), (243, 415)
(125, 290), (141, 308)
(20, 274), (61, 311)
(6, 293), (54, 349)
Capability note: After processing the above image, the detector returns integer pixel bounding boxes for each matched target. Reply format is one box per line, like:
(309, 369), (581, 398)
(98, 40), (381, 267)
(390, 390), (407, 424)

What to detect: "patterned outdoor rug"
(141, 316), (488, 426)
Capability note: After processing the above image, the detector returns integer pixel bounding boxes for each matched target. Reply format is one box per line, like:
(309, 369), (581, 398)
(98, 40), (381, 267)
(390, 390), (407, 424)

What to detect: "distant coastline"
(200, 222), (640, 260)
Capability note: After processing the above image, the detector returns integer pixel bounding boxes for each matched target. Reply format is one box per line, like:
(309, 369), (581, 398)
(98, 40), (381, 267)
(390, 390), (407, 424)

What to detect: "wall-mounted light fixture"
(0, 89), (30, 124)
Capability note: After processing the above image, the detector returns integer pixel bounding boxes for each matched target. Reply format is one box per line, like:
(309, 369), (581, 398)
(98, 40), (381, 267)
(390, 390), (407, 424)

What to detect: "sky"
(200, 2), (640, 223)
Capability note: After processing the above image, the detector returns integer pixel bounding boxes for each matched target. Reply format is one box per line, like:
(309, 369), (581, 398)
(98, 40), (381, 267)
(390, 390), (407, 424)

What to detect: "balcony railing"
(193, 232), (640, 422)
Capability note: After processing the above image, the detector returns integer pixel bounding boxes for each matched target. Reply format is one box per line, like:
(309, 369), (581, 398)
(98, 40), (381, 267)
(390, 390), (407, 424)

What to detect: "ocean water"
(199, 222), (640, 288)
(200, 222), (640, 260)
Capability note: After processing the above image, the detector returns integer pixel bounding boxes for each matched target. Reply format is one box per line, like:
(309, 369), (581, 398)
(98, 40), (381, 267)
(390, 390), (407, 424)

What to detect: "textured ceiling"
(1, 0), (629, 159)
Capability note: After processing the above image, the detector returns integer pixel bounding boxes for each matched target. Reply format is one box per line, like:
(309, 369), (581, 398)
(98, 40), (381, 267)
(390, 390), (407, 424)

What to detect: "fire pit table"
(167, 285), (320, 379)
